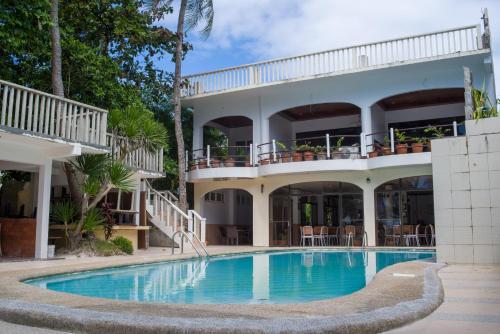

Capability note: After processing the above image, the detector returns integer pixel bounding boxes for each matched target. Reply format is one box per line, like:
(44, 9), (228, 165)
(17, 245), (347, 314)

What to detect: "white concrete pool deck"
(0, 246), (497, 333)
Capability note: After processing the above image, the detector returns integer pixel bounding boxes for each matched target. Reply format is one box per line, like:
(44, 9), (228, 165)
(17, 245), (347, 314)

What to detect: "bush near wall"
(112, 236), (133, 255)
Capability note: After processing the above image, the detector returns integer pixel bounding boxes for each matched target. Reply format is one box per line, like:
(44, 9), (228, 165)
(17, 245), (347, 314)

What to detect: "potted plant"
(394, 130), (408, 154)
(381, 135), (392, 155)
(368, 150), (379, 158)
(198, 158), (207, 169)
(260, 153), (270, 165)
(276, 141), (290, 163)
(189, 162), (197, 171)
(299, 143), (314, 161)
(291, 144), (303, 162)
(424, 126), (450, 151)
(315, 145), (327, 160)
(236, 147), (251, 167)
(332, 137), (345, 159)
(411, 137), (425, 153)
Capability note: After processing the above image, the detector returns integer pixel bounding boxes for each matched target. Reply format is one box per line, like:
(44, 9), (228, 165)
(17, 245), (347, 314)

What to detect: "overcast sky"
(159, 0), (499, 96)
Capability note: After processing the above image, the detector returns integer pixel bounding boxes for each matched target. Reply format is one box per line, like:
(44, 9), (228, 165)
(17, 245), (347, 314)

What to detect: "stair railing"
(171, 230), (209, 257)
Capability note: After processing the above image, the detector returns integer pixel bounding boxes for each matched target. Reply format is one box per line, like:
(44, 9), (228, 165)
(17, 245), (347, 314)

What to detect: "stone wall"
(432, 117), (500, 264)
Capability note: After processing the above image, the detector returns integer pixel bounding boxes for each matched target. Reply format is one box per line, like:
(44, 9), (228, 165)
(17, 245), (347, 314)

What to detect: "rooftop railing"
(0, 80), (108, 146)
(182, 25), (483, 97)
(107, 134), (164, 174)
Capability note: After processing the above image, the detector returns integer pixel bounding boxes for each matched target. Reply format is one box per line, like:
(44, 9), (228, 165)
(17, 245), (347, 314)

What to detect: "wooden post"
(464, 66), (474, 120)
(138, 191), (148, 249)
(482, 8), (490, 49)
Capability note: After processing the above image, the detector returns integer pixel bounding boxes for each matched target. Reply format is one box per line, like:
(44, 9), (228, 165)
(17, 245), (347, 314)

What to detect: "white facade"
(183, 21), (498, 262)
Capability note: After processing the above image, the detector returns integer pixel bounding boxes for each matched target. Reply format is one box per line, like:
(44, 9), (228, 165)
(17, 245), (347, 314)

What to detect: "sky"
(158, 0), (500, 97)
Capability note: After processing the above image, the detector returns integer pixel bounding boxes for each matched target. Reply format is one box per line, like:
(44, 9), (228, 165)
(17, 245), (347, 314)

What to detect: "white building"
(183, 17), (499, 263)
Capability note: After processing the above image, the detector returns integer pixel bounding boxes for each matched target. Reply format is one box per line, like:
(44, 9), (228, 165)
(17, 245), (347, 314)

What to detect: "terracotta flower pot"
(427, 141), (432, 152)
(303, 151), (314, 161)
(411, 143), (424, 153)
(189, 163), (197, 171)
(224, 158), (235, 167)
(396, 144), (408, 154)
(260, 159), (270, 165)
(211, 158), (221, 167)
(281, 152), (290, 163)
(198, 159), (207, 169)
(368, 151), (378, 158)
(381, 147), (392, 155)
(292, 152), (303, 162)
(244, 160), (252, 167)
(316, 152), (327, 160)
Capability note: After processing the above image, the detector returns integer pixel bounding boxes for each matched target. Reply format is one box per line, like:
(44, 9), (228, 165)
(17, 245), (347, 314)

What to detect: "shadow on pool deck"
(0, 246), (443, 333)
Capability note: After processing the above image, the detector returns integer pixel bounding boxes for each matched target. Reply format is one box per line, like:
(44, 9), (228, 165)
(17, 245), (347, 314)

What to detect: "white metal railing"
(107, 134), (164, 173)
(182, 25), (483, 97)
(146, 180), (206, 243)
(0, 80), (108, 146)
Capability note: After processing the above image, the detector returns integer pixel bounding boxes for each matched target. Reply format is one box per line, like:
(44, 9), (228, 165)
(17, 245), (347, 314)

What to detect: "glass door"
(270, 196), (292, 246)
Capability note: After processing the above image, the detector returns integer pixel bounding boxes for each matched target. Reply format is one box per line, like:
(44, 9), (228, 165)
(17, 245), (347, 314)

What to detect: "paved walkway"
(388, 265), (500, 333)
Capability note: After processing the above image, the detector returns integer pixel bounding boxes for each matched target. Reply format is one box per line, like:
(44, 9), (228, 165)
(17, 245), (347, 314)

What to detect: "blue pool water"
(26, 250), (434, 304)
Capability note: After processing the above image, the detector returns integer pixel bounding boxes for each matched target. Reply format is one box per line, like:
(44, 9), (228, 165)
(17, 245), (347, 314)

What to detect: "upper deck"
(182, 25), (489, 99)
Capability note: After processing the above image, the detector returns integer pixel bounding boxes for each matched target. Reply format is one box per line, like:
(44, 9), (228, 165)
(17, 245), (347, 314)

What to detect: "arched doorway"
(270, 181), (363, 246)
(200, 188), (253, 245)
(375, 176), (434, 247)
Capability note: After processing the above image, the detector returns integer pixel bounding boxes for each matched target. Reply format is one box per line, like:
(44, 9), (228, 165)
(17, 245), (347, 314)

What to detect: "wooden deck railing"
(182, 25), (484, 97)
(0, 80), (108, 146)
(107, 134), (164, 174)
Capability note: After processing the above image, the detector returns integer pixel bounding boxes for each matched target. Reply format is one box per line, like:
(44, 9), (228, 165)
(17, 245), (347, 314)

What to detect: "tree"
(50, 0), (64, 96)
(147, 0), (214, 212)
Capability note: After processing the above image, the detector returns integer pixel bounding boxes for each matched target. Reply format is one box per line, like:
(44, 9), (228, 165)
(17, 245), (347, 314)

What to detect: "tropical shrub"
(112, 236), (133, 255)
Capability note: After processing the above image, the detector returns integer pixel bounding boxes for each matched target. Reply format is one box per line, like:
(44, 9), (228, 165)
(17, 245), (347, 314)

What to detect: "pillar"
(253, 187), (269, 246)
(192, 123), (204, 157)
(363, 184), (376, 246)
(35, 159), (52, 259)
(361, 105), (373, 150)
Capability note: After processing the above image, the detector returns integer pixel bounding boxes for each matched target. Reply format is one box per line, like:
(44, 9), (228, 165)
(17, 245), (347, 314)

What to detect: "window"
(205, 191), (224, 203)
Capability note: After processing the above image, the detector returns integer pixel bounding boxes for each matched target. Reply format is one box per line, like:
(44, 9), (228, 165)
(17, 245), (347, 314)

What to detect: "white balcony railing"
(0, 80), (108, 146)
(107, 134), (164, 174)
(182, 25), (484, 97)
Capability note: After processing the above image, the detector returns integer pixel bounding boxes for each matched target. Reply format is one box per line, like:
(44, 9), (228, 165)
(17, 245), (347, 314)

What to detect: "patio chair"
(393, 224), (402, 246)
(383, 224), (395, 246)
(226, 226), (239, 245)
(425, 224), (435, 246)
(300, 226), (314, 246)
(416, 224), (427, 246)
(327, 226), (338, 245)
(344, 225), (356, 247)
(312, 226), (324, 246)
(404, 224), (420, 246)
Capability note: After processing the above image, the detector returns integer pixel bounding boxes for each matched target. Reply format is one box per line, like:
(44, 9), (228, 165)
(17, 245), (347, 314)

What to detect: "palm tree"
(147, 0), (214, 212)
(50, 0), (64, 96)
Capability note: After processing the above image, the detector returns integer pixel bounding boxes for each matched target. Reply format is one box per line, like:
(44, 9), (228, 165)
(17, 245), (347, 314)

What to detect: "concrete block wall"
(432, 117), (500, 264)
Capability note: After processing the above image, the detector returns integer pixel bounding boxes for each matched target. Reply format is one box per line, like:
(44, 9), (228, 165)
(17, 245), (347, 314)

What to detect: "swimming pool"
(26, 250), (434, 304)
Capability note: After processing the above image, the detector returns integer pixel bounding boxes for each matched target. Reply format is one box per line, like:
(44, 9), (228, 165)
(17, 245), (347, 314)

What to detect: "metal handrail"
(362, 231), (368, 248)
(171, 230), (209, 257)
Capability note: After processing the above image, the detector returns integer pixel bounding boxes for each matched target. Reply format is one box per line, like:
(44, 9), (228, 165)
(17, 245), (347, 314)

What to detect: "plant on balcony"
(424, 126), (450, 151)
(236, 147), (251, 167)
(472, 85), (498, 120)
(298, 143), (314, 161)
(291, 143), (303, 162)
(381, 135), (392, 155)
(411, 137), (426, 153)
(332, 137), (345, 159)
(315, 145), (327, 160)
(276, 141), (290, 163)
(394, 130), (408, 154)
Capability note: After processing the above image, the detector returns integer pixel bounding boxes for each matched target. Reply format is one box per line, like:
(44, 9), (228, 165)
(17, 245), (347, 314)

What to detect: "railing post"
(272, 139), (277, 162)
(453, 121), (458, 137)
(248, 66), (254, 85)
(390, 128), (395, 153)
(207, 145), (211, 167)
(326, 134), (331, 159)
(360, 132), (367, 157)
(249, 143), (254, 166)
(201, 218), (207, 244)
(185, 150), (189, 171)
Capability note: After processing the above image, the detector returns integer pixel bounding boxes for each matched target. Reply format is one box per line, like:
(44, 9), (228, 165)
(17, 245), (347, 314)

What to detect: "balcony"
(0, 80), (108, 149)
(186, 123), (462, 181)
(182, 25), (485, 98)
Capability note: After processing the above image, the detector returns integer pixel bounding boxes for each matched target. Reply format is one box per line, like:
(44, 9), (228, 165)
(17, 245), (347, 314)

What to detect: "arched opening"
(264, 103), (361, 163)
(199, 116), (253, 167)
(200, 189), (253, 245)
(375, 176), (434, 247)
(368, 88), (465, 155)
(270, 181), (363, 246)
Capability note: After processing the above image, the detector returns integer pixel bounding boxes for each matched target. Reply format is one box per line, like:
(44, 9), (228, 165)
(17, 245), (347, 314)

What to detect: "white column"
(35, 159), (52, 259)
(134, 179), (141, 225)
(361, 105), (373, 150)
(253, 188), (269, 246)
(364, 251), (377, 284)
(362, 184), (376, 246)
(192, 123), (204, 157)
(261, 116), (270, 146)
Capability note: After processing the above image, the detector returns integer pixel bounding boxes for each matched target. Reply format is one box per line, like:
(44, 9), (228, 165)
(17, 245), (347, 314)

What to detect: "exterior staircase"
(145, 181), (206, 250)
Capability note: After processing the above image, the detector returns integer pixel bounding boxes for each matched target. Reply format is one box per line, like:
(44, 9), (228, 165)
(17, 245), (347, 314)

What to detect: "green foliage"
(52, 201), (76, 225)
(472, 86), (498, 120)
(111, 236), (133, 255)
(93, 239), (122, 256)
(424, 126), (449, 139)
(314, 145), (326, 153)
(275, 141), (287, 151)
(297, 143), (313, 152)
(82, 208), (105, 234)
(108, 161), (135, 191)
(394, 130), (407, 143)
(335, 137), (345, 150)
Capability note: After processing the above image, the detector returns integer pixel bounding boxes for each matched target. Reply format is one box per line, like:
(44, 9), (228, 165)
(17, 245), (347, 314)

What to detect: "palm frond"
(71, 154), (110, 179)
(108, 162), (135, 191)
(185, 0), (214, 38)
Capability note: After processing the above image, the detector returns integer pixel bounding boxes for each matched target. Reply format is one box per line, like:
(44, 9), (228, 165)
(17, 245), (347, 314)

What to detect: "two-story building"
(183, 17), (497, 261)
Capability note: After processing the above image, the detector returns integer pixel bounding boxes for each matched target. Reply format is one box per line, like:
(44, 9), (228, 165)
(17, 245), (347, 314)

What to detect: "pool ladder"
(346, 231), (368, 248)
(171, 230), (209, 257)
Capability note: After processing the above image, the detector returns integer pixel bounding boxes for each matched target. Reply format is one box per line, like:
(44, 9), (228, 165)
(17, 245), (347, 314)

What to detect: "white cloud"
(171, 0), (500, 97)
